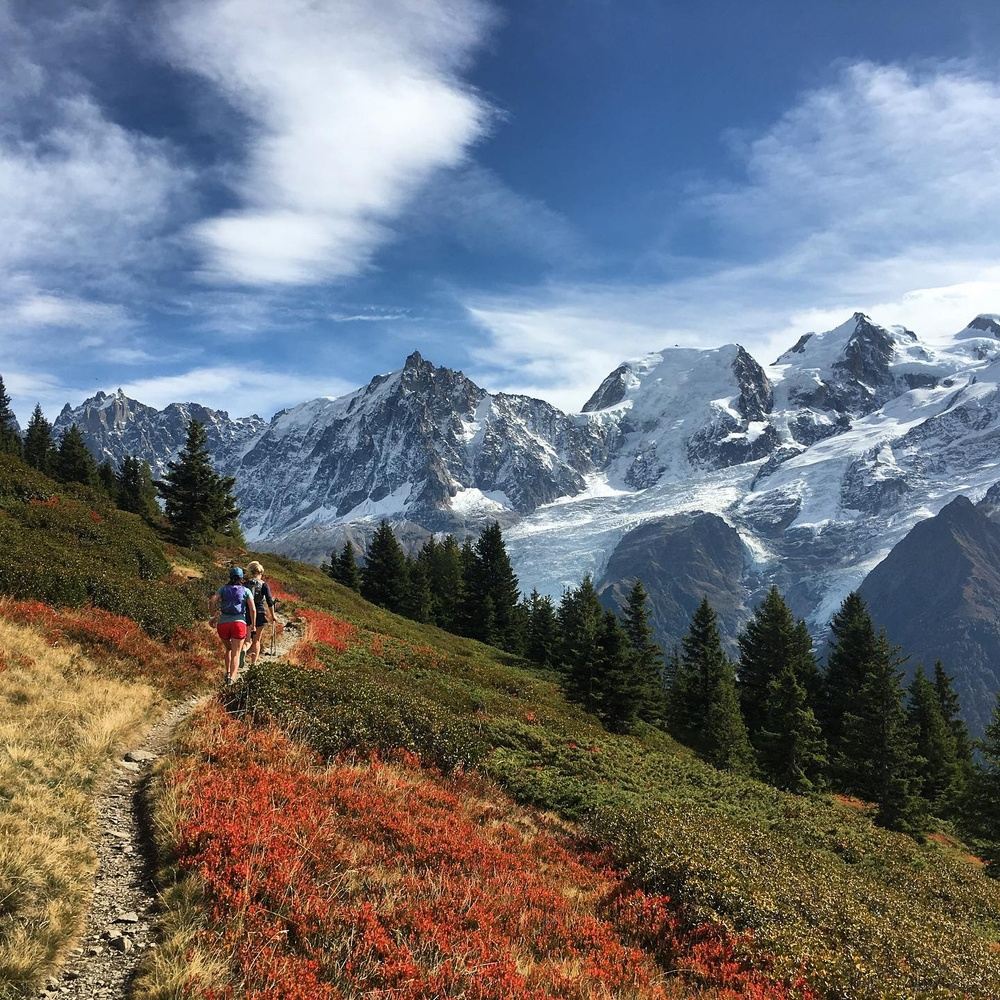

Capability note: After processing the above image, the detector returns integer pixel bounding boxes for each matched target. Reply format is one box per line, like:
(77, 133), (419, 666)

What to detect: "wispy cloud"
(114, 366), (356, 417)
(466, 62), (1000, 409)
(161, 0), (496, 286)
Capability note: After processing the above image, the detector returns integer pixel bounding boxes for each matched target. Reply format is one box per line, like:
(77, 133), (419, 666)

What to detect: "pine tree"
(560, 576), (604, 712)
(525, 589), (559, 665)
(117, 456), (159, 521)
(969, 692), (1000, 870)
(360, 520), (408, 613)
(595, 610), (644, 733)
(23, 404), (55, 474)
(474, 522), (523, 652)
(933, 661), (974, 778)
(822, 592), (878, 768)
(401, 556), (432, 623)
(738, 587), (820, 741)
(758, 665), (828, 793)
(55, 425), (97, 486)
(622, 580), (667, 723)
(457, 539), (481, 637)
(671, 597), (755, 773)
(0, 375), (21, 456)
(429, 535), (464, 631)
(97, 460), (118, 499)
(158, 420), (240, 545)
(838, 632), (926, 832)
(907, 666), (963, 816)
(336, 542), (362, 590)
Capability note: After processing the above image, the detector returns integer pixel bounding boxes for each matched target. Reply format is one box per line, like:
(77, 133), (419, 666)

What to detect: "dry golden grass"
(0, 616), (159, 997)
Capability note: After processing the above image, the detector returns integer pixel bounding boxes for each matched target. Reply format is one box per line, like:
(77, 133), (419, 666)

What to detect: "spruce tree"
(457, 539), (481, 637)
(360, 520), (408, 613)
(758, 665), (828, 793)
(738, 587), (821, 743)
(525, 589), (559, 665)
(0, 375), (21, 456)
(595, 610), (644, 733)
(671, 597), (755, 773)
(622, 580), (667, 723)
(430, 535), (464, 631)
(907, 666), (963, 816)
(838, 632), (926, 833)
(474, 522), (523, 652)
(560, 576), (604, 712)
(933, 661), (974, 777)
(117, 456), (159, 521)
(97, 460), (118, 499)
(401, 556), (432, 623)
(55, 425), (97, 486)
(336, 542), (361, 590)
(822, 592), (878, 769)
(23, 404), (55, 474)
(158, 420), (240, 545)
(970, 693), (1000, 870)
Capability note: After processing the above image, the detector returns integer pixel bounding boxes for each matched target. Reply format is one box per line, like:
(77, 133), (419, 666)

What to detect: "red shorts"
(217, 621), (248, 642)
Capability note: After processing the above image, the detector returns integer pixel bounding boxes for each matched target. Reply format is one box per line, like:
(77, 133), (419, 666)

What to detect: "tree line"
(333, 517), (1000, 858)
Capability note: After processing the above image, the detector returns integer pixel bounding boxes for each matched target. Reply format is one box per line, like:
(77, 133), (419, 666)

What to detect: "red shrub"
(172, 707), (815, 1000)
(290, 607), (357, 667)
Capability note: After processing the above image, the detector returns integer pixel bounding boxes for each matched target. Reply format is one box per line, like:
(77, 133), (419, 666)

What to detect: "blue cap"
(229, 566), (244, 581)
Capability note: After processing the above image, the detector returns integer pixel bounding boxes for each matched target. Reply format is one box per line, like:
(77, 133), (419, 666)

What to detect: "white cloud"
(4, 292), (131, 330)
(466, 63), (1000, 409)
(162, 0), (495, 285)
(114, 366), (356, 417)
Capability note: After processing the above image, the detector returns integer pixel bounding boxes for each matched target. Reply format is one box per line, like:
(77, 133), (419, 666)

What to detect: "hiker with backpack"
(244, 560), (277, 668)
(208, 566), (256, 685)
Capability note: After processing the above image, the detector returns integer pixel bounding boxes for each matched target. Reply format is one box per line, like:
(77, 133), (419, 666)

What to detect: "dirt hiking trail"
(36, 616), (302, 1000)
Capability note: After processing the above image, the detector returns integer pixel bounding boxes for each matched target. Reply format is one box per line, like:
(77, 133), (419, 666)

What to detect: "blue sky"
(4, 0), (1000, 421)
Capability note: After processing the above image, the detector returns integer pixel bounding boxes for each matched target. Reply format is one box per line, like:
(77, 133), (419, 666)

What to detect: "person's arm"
(264, 582), (276, 623)
(208, 590), (220, 624)
(246, 588), (257, 631)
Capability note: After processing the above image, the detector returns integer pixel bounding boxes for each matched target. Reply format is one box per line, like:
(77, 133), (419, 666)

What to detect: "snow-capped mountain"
(55, 312), (1000, 726)
(53, 390), (266, 476)
(233, 351), (614, 542)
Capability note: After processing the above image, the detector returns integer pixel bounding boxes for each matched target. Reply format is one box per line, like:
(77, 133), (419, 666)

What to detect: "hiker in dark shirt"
(244, 560), (276, 668)
(208, 566), (256, 685)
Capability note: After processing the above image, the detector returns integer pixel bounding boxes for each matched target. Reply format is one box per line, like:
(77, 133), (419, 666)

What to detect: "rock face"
(53, 389), (265, 476)
(596, 513), (752, 655)
(858, 494), (1000, 735)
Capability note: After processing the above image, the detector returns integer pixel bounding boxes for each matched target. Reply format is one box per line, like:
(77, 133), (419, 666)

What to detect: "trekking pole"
(271, 619), (277, 657)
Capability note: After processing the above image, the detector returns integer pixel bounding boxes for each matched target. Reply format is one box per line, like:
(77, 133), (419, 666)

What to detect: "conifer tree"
(158, 420), (240, 545)
(429, 535), (464, 631)
(525, 589), (559, 665)
(671, 597), (755, 773)
(970, 692), (1000, 870)
(474, 522), (523, 652)
(117, 455), (159, 521)
(933, 661), (974, 777)
(738, 587), (820, 742)
(457, 538), (481, 637)
(337, 542), (362, 590)
(55, 425), (97, 486)
(0, 375), (21, 456)
(360, 520), (408, 613)
(595, 610), (644, 733)
(622, 580), (667, 723)
(822, 592), (878, 765)
(401, 556), (432, 623)
(758, 665), (828, 793)
(23, 404), (55, 473)
(907, 666), (963, 816)
(560, 576), (604, 712)
(97, 460), (118, 499)
(838, 632), (926, 832)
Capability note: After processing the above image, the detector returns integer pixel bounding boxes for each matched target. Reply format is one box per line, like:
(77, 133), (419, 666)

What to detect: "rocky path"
(37, 617), (301, 1000)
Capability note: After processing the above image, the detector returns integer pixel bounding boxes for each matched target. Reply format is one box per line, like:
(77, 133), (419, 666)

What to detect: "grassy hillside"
(1, 452), (998, 998)
(146, 555), (1000, 999)
(0, 457), (220, 997)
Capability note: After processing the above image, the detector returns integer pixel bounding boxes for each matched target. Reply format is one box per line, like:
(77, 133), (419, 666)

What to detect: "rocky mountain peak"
(967, 315), (1000, 338)
(581, 363), (633, 413)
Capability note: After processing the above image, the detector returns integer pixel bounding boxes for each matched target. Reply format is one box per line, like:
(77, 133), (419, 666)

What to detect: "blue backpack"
(220, 584), (246, 617)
